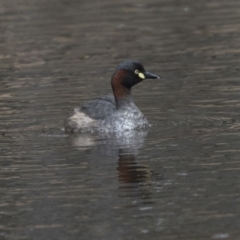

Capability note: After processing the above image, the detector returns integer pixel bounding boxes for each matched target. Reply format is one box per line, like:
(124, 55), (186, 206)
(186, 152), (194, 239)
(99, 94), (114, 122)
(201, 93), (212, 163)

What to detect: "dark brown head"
(111, 60), (159, 100)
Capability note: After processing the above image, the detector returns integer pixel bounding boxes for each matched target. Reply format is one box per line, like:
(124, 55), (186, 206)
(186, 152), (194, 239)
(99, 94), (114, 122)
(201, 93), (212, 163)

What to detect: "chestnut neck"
(111, 69), (133, 108)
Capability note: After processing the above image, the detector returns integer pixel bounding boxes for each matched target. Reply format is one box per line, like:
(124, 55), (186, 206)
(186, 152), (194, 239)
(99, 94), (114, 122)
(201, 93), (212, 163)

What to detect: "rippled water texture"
(1, 0), (240, 239)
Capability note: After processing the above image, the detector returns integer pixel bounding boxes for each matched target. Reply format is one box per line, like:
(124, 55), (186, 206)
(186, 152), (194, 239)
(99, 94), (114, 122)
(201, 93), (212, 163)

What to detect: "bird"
(64, 60), (159, 133)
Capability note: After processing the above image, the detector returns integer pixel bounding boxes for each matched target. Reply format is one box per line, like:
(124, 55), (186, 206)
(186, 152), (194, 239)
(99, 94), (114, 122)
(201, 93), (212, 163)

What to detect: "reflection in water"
(117, 150), (151, 184)
(117, 149), (153, 202)
(69, 130), (148, 155)
(69, 130), (159, 202)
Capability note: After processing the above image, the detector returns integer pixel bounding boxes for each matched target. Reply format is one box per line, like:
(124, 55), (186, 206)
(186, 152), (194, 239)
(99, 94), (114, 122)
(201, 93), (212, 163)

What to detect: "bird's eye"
(134, 70), (139, 74)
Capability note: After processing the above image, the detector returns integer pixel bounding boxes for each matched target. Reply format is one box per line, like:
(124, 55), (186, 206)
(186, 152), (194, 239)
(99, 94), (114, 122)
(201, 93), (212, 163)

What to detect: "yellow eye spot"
(134, 70), (139, 74)
(138, 72), (145, 79)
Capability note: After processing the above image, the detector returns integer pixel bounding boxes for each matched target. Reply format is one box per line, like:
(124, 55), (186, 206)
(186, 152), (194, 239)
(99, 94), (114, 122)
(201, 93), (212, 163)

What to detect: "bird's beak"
(144, 71), (160, 79)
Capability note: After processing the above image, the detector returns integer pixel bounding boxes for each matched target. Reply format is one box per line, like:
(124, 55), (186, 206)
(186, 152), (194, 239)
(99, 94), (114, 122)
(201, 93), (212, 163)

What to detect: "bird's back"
(81, 94), (116, 120)
(64, 94), (116, 133)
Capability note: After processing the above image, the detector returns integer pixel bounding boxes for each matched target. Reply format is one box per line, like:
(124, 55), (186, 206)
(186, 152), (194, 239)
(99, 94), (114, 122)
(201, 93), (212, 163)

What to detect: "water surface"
(1, 0), (240, 239)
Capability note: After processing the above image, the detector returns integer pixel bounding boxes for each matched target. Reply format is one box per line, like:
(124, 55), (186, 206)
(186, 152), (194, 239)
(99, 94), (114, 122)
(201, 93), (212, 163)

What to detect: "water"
(1, 0), (240, 239)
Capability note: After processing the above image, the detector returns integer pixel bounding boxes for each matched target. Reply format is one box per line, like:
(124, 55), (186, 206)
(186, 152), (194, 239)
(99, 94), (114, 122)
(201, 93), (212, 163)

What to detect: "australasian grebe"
(64, 60), (159, 133)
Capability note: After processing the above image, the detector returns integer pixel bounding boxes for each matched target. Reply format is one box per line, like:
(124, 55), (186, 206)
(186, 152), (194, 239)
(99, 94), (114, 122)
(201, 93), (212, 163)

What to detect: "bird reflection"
(117, 151), (151, 184)
(68, 130), (160, 201)
(116, 148), (154, 202)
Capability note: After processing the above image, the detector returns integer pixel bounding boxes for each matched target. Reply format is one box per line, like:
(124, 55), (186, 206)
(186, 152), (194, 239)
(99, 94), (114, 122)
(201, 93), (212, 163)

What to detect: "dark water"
(1, 0), (240, 239)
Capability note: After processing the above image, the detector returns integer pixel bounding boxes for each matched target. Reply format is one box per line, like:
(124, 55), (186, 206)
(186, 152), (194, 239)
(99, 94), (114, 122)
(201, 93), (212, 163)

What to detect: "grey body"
(64, 94), (150, 133)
